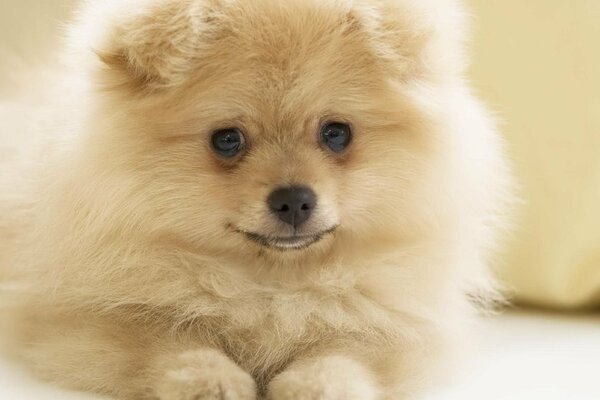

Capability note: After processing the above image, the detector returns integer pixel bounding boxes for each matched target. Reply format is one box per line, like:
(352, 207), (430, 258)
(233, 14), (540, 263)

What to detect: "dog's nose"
(267, 186), (317, 228)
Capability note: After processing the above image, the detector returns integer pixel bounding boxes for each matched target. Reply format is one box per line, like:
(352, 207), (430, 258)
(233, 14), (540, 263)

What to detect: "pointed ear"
(94, 0), (219, 90)
(350, 0), (468, 80)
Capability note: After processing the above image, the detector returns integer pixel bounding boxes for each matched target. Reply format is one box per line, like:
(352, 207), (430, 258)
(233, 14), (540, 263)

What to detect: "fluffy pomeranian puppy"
(0, 0), (513, 399)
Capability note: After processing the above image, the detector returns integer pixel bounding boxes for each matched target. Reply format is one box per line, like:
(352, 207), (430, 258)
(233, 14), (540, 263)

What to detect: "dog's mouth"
(239, 227), (338, 251)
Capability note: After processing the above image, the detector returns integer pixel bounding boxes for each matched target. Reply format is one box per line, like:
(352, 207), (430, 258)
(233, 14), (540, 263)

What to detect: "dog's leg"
(151, 348), (257, 400)
(266, 355), (379, 400)
(16, 314), (256, 400)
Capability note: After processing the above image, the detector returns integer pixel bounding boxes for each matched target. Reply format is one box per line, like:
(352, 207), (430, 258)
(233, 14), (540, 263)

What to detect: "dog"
(0, 0), (513, 399)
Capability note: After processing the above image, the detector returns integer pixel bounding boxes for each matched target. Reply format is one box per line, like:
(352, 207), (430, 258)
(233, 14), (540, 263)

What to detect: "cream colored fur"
(0, 0), (513, 399)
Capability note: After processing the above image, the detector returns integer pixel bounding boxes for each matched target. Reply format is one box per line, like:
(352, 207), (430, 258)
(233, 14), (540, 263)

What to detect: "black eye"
(211, 128), (246, 158)
(320, 122), (352, 153)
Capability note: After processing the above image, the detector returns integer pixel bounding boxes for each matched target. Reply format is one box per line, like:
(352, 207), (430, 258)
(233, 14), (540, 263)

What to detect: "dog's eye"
(211, 128), (246, 158)
(320, 122), (352, 153)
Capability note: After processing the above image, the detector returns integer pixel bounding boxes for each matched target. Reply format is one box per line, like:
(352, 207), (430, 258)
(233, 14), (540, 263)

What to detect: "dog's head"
(73, 0), (467, 265)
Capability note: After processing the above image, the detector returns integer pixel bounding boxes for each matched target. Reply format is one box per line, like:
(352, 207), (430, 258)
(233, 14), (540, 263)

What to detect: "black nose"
(267, 186), (317, 228)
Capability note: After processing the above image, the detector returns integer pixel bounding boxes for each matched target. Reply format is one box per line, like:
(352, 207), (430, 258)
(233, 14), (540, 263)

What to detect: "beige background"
(468, 0), (600, 308)
(1, 0), (599, 308)
(0, 0), (74, 59)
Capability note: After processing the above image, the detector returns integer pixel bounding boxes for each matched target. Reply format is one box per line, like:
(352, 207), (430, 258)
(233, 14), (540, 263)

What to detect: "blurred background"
(469, 0), (600, 310)
(0, 0), (599, 399)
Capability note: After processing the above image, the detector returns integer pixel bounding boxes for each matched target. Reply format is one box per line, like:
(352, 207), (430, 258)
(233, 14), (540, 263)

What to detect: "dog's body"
(0, 0), (513, 399)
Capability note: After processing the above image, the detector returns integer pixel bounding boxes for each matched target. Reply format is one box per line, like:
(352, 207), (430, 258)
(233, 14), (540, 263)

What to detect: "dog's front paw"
(266, 356), (378, 400)
(154, 349), (256, 400)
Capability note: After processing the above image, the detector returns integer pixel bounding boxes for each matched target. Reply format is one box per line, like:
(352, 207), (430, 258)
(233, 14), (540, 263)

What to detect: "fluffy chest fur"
(161, 262), (429, 386)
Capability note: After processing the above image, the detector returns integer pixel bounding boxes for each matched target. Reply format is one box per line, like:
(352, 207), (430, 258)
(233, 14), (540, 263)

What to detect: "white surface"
(425, 311), (600, 400)
(1, 311), (599, 399)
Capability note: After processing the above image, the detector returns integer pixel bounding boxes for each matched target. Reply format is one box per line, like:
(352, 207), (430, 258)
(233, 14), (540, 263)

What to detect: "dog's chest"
(201, 284), (396, 383)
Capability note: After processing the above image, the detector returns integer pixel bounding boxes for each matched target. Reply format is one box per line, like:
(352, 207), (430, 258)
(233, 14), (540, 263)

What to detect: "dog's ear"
(350, 0), (468, 80)
(92, 0), (220, 90)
